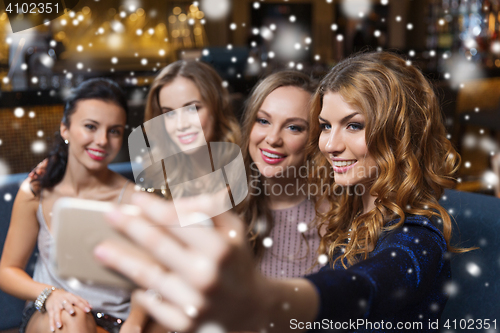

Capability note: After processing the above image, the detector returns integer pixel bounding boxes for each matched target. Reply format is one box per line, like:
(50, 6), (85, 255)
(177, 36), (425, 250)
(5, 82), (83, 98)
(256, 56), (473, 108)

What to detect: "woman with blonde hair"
(237, 70), (321, 278)
(308, 51), (464, 269)
(95, 51), (466, 332)
(25, 60), (241, 330)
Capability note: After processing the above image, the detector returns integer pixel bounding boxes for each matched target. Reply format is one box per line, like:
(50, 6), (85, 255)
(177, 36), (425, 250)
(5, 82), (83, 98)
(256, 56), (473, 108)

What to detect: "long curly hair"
(306, 51), (464, 268)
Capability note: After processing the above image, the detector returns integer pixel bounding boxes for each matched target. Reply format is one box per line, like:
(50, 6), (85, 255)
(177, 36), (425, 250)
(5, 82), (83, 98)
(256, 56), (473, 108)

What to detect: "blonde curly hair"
(306, 52), (465, 268)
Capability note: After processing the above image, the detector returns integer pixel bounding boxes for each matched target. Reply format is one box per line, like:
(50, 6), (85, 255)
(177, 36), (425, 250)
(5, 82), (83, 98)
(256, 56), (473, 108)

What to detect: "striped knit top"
(259, 199), (322, 279)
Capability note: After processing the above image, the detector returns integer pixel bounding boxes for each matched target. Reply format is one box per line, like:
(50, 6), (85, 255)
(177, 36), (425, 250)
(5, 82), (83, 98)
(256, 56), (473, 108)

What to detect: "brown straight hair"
(142, 60), (241, 199)
(144, 60), (240, 144)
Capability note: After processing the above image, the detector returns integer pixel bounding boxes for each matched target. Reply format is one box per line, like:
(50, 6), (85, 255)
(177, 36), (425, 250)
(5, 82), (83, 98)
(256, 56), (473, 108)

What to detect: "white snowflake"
(465, 262), (481, 277)
(263, 237), (273, 248)
(318, 254), (328, 264)
(297, 222), (308, 233)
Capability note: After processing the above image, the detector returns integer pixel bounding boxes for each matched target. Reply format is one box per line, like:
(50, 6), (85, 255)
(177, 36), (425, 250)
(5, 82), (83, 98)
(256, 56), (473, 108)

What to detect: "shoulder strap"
(117, 180), (129, 204)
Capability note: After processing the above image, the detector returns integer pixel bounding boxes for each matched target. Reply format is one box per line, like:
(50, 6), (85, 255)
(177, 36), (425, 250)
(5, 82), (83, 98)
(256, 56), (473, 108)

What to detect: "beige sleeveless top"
(32, 181), (131, 319)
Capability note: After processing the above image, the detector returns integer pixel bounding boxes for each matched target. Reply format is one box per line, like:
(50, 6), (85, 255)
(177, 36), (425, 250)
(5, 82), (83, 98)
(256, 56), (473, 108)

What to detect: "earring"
(64, 139), (69, 145)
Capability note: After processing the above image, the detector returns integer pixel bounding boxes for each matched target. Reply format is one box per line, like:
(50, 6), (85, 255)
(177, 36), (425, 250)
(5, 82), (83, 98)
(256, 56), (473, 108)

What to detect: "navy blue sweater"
(305, 216), (450, 332)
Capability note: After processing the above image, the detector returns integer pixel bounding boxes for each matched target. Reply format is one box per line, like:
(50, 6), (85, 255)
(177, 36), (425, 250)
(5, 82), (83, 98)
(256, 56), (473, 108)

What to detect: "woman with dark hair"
(94, 52), (468, 332)
(29, 60), (241, 199)
(0, 79), (158, 333)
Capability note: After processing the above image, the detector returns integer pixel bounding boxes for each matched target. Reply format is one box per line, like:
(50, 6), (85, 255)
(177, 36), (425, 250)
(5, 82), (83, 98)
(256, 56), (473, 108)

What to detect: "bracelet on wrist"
(34, 287), (56, 312)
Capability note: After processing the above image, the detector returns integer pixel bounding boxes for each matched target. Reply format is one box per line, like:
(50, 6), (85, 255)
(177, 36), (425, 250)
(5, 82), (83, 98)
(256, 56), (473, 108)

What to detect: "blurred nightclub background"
(1, 0), (500, 196)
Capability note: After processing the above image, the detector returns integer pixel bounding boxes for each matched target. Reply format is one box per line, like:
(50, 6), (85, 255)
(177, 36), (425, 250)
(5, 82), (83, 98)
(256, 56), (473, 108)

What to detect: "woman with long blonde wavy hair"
(237, 70), (320, 278)
(94, 52), (467, 332)
(307, 51), (465, 268)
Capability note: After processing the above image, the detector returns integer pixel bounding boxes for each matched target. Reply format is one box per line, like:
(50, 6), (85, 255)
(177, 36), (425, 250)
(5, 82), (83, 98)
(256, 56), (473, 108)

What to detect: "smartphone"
(50, 197), (148, 290)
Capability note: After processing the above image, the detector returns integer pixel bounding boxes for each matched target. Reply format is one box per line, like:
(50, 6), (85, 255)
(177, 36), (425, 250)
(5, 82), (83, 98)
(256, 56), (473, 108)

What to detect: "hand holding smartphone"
(51, 197), (149, 289)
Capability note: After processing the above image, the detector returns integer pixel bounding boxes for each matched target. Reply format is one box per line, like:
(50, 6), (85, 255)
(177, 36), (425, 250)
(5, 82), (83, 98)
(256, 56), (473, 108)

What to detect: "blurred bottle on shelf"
(427, 0), (500, 69)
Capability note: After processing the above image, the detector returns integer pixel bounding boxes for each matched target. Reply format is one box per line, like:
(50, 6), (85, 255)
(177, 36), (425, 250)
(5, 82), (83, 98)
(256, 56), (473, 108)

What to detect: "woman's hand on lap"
(44, 289), (92, 331)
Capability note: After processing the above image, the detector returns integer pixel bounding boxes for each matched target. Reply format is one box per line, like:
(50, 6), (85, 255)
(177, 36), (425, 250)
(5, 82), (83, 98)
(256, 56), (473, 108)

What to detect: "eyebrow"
(160, 100), (202, 111)
(83, 119), (125, 128)
(258, 109), (309, 126)
(319, 112), (360, 124)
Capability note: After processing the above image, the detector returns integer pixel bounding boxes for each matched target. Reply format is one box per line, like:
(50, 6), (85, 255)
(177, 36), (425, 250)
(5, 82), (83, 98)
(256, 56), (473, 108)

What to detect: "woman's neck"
(59, 156), (114, 196)
(186, 148), (213, 175)
(361, 186), (377, 215)
(262, 176), (307, 210)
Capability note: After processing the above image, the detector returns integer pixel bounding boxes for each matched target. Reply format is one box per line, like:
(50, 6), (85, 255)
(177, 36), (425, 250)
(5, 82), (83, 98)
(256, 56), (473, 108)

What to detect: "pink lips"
(178, 132), (198, 144)
(331, 160), (358, 173)
(86, 149), (107, 161)
(260, 148), (286, 165)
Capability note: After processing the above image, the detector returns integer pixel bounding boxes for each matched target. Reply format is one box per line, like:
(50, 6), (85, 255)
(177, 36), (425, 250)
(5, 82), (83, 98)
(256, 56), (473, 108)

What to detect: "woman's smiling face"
(248, 86), (311, 179)
(61, 99), (126, 171)
(318, 92), (378, 186)
(159, 76), (214, 154)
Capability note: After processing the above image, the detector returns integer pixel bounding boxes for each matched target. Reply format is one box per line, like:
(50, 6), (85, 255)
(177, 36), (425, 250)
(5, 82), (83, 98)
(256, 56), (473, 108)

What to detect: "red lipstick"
(86, 148), (107, 161)
(260, 148), (286, 165)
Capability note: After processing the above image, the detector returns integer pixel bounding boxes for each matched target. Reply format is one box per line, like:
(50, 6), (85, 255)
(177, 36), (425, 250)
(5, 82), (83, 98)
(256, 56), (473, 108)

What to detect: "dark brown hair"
(38, 78), (128, 189)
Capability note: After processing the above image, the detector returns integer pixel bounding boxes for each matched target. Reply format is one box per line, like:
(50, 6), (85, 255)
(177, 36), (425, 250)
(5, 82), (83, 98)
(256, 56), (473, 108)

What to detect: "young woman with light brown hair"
(140, 60), (241, 199)
(144, 60), (240, 145)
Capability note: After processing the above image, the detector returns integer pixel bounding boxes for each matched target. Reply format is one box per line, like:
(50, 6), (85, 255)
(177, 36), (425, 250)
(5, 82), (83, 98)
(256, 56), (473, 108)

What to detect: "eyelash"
(319, 123), (330, 131)
(85, 124), (121, 136)
(256, 118), (305, 132)
(256, 118), (269, 125)
(162, 105), (202, 115)
(319, 123), (364, 131)
(347, 123), (364, 131)
(288, 125), (304, 132)
(109, 129), (122, 136)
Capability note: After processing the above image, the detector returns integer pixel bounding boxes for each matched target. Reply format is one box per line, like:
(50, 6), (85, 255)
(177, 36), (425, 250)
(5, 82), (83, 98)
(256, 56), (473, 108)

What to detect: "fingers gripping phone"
(51, 197), (147, 290)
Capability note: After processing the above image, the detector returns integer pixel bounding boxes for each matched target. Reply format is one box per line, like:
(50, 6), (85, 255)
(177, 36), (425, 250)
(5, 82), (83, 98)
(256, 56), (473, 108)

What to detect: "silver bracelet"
(34, 287), (56, 312)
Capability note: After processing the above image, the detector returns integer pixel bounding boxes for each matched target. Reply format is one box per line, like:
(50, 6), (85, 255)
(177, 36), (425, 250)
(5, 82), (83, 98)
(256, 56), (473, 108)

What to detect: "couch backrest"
(0, 173), (34, 329)
(439, 190), (500, 324)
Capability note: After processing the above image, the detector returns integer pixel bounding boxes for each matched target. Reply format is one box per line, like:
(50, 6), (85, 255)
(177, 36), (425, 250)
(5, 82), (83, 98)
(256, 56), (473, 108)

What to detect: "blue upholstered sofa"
(1, 163), (499, 332)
